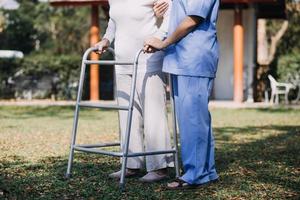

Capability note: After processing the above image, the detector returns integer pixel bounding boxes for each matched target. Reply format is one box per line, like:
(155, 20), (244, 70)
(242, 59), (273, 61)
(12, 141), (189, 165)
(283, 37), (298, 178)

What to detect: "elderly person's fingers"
(94, 39), (110, 54)
(94, 42), (103, 54)
(154, 3), (168, 17)
(154, 1), (169, 18)
(99, 49), (107, 54)
(156, 2), (168, 12)
(147, 46), (154, 53)
(143, 43), (156, 53)
(143, 44), (150, 53)
(149, 47), (158, 53)
(95, 46), (103, 54)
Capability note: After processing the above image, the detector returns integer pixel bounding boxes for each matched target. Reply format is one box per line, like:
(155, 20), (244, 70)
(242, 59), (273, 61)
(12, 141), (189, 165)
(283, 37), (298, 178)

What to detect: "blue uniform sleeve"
(186, 0), (215, 19)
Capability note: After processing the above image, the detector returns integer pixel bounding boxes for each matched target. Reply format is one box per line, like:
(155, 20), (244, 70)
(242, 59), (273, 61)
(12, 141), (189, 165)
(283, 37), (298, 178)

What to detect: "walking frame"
(65, 47), (180, 191)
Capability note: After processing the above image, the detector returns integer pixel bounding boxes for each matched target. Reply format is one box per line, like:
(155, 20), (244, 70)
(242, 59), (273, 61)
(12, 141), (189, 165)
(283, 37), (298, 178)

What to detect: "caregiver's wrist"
(163, 39), (172, 48)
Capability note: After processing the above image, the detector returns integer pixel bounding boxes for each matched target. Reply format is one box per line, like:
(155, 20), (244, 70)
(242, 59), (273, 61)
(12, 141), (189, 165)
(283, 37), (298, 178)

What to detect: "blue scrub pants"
(172, 75), (218, 185)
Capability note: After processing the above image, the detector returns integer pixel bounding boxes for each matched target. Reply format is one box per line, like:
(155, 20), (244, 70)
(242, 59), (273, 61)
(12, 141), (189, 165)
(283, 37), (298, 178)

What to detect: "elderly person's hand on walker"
(94, 38), (110, 54)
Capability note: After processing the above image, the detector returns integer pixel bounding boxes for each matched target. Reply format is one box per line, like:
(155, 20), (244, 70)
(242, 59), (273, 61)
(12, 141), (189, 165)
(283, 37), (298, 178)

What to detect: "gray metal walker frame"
(65, 47), (180, 191)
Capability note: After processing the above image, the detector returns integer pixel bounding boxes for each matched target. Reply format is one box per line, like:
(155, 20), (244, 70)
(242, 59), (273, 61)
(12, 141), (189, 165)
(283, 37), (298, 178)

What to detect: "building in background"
(49, 0), (286, 102)
(215, 0), (286, 102)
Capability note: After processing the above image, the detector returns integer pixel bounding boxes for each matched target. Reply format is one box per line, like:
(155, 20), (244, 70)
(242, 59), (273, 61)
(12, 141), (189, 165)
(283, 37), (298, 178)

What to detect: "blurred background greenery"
(0, 0), (299, 100)
(267, 0), (300, 82)
(0, 0), (110, 100)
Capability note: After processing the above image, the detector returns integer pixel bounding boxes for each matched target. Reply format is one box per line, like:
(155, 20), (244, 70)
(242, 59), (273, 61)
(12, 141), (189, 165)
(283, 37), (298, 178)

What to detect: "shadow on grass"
(254, 107), (299, 114)
(214, 125), (300, 140)
(215, 125), (300, 197)
(1, 125), (299, 199)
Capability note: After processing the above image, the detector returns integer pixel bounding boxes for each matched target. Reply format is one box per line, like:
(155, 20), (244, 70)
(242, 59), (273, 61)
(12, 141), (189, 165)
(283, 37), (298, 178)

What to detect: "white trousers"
(116, 71), (174, 172)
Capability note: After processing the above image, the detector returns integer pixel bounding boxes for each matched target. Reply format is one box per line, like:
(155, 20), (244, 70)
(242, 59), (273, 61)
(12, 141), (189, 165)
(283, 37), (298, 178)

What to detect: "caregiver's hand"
(144, 37), (167, 53)
(153, 0), (169, 18)
(94, 38), (110, 54)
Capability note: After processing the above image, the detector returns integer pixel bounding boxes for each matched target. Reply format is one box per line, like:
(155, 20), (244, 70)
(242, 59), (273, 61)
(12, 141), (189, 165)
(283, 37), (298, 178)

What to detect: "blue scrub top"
(163, 0), (220, 78)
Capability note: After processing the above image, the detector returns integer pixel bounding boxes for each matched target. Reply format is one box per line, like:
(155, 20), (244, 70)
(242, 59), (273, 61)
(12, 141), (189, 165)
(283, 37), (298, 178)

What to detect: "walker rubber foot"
(119, 184), (126, 192)
(64, 173), (72, 180)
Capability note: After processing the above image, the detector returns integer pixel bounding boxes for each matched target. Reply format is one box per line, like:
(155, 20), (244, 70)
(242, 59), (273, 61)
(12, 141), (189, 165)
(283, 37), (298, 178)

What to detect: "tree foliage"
(278, 0), (300, 54)
(0, 0), (107, 99)
(0, 0), (91, 54)
(255, 1), (300, 101)
(273, 1), (300, 80)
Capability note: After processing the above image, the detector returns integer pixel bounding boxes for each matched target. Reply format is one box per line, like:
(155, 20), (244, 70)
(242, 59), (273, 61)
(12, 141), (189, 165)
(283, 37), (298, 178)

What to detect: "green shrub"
(0, 58), (22, 98)
(22, 53), (82, 99)
(0, 54), (82, 100)
(0, 1), (101, 100)
(277, 52), (300, 82)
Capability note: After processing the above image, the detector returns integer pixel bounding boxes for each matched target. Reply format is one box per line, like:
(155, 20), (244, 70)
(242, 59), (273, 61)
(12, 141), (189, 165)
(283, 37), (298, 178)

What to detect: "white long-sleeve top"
(103, 0), (170, 74)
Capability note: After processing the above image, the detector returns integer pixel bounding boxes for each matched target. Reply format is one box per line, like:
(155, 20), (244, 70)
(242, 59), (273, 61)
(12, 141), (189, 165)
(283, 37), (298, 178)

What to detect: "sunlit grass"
(0, 106), (299, 199)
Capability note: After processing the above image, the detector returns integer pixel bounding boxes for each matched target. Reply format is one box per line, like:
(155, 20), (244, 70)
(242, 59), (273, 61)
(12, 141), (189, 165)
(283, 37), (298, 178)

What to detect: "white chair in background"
(268, 75), (295, 104)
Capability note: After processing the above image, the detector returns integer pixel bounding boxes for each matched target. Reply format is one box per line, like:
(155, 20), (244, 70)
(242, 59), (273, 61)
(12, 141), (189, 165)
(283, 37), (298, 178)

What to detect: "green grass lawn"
(0, 106), (299, 199)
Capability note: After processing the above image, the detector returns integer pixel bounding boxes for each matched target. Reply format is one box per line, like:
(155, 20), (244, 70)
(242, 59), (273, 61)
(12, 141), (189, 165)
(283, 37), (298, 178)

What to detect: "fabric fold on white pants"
(116, 71), (174, 172)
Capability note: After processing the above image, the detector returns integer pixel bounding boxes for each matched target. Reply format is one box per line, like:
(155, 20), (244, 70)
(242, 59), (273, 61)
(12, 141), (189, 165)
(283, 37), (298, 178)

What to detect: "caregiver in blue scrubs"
(144, 0), (220, 189)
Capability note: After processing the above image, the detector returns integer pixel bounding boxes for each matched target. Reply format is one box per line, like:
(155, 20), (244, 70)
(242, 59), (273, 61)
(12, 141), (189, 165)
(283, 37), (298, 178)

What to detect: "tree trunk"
(0, 12), (5, 33)
(254, 19), (289, 102)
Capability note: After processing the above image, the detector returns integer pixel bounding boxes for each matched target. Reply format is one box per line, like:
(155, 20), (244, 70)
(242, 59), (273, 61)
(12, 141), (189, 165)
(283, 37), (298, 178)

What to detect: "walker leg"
(65, 105), (79, 179)
(119, 91), (135, 191)
(119, 102), (135, 191)
(119, 156), (128, 192)
(169, 74), (180, 178)
(65, 62), (87, 179)
(118, 51), (141, 191)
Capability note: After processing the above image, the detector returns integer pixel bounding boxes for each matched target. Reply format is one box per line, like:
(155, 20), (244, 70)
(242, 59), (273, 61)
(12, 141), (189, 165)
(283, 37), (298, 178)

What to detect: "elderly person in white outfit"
(94, 0), (173, 182)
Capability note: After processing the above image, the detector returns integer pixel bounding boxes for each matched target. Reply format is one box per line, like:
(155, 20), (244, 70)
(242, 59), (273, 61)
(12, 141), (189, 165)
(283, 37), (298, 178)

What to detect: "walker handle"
(82, 47), (143, 66)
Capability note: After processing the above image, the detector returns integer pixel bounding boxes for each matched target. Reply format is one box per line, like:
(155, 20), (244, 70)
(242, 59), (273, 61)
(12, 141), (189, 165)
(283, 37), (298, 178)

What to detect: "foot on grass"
(139, 168), (168, 183)
(108, 168), (140, 179)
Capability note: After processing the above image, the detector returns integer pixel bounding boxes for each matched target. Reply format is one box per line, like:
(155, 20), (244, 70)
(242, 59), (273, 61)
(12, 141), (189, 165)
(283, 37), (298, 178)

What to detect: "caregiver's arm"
(144, 16), (202, 52)
(94, 18), (116, 54)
